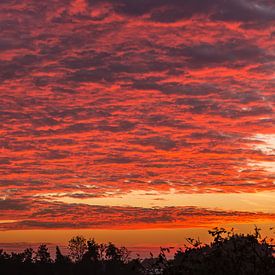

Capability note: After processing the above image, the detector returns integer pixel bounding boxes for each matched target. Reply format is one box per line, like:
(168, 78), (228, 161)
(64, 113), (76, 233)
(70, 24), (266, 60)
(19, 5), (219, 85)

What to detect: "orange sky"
(0, 0), (274, 247)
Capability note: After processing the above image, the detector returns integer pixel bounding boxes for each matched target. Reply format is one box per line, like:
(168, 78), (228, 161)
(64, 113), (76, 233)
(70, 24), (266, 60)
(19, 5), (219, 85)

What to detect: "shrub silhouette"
(0, 227), (274, 275)
(161, 227), (275, 275)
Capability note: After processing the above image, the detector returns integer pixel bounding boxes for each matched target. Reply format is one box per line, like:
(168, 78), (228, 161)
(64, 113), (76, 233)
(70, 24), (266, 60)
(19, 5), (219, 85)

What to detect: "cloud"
(0, 199), (30, 211)
(88, 0), (275, 24)
(0, 0), (274, 230)
(131, 136), (177, 151)
(0, 201), (274, 230)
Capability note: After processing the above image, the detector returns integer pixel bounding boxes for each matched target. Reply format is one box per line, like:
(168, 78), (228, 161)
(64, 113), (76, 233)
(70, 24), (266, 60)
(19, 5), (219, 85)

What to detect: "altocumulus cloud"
(0, 0), (274, 229)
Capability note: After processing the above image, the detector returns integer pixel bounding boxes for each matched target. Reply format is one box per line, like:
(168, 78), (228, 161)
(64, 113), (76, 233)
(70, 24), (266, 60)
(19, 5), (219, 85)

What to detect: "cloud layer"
(0, 199), (274, 230)
(0, 0), (274, 229)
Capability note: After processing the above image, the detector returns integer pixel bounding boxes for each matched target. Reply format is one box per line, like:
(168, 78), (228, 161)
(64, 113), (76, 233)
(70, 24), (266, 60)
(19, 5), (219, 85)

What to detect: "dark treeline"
(0, 227), (274, 275)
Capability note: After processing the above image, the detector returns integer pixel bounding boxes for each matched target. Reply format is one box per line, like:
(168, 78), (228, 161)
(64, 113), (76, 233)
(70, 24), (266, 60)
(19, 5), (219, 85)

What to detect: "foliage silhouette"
(68, 235), (87, 263)
(55, 246), (71, 264)
(162, 227), (275, 275)
(35, 244), (52, 264)
(0, 227), (274, 275)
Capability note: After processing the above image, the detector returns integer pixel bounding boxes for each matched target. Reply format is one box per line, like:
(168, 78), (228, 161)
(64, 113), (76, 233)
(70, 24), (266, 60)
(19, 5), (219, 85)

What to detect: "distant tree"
(68, 235), (87, 262)
(35, 244), (52, 264)
(0, 249), (10, 262)
(10, 252), (24, 264)
(55, 246), (71, 264)
(82, 238), (100, 262)
(118, 246), (131, 263)
(105, 242), (130, 263)
(105, 242), (120, 262)
(22, 248), (34, 263)
(98, 243), (107, 261)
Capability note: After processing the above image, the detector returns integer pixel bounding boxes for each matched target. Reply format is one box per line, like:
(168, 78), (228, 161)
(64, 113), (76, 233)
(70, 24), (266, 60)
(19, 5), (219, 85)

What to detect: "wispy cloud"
(0, 200), (274, 230)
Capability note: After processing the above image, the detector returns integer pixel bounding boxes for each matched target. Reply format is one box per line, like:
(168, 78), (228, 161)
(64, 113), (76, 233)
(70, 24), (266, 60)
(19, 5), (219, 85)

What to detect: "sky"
(0, 0), (274, 248)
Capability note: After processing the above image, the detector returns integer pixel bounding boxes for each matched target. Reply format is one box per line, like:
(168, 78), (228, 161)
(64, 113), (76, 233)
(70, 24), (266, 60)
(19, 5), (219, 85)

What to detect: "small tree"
(55, 246), (71, 264)
(35, 244), (52, 264)
(68, 235), (87, 263)
(105, 242), (130, 263)
(10, 252), (24, 264)
(82, 238), (100, 262)
(22, 248), (34, 263)
(0, 249), (10, 263)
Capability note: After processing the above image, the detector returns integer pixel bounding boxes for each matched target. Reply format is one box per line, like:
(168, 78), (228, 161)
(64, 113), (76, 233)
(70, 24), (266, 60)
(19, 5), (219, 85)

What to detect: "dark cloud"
(95, 155), (135, 164)
(131, 136), (177, 151)
(61, 51), (110, 69)
(89, 0), (275, 23)
(1, 201), (274, 230)
(132, 80), (220, 96)
(97, 120), (136, 132)
(211, 0), (275, 22)
(66, 69), (114, 83)
(0, 199), (30, 211)
(66, 193), (101, 199)
(166, 41), (269, 68)
(37, 150), (71, 160)
(14, 220), (80, 229)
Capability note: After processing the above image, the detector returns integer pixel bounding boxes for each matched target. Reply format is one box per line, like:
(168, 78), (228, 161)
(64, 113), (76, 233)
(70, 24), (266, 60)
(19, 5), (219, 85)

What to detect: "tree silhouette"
(22, 248), (34, 263)
(105, 242), (124, 262)
(35, 244), (52, 264)
(55, 246), (71, 264)
(0, 249), (10, 262)
(0, 227), (274, 275)
(82, 238), (100, 262)
(165, 227), (275, 275)
(68, 235), (87, 263)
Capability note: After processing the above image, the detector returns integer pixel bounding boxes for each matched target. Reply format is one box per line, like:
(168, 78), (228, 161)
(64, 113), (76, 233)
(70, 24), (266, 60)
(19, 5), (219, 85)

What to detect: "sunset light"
(0, 1), (274, 274)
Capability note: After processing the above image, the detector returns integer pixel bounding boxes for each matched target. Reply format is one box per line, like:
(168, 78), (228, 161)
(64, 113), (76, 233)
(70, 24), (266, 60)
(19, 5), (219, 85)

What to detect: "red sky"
(0, 0), (274, 245)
